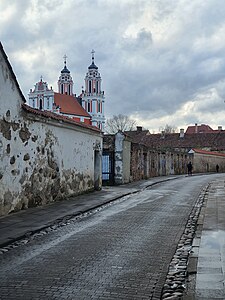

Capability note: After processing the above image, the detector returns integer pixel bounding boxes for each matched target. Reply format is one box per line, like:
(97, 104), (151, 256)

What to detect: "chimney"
(137, 126), (142, 132)
(218, 126), (222, 131)
(195, 123), (198, 133)
(180, 128), (184, 138)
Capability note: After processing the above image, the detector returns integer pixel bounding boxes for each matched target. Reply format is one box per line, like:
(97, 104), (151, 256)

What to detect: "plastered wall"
(193, 153), (225, 173)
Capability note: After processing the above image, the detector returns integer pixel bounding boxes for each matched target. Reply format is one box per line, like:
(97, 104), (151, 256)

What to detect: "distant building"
(28, 51), (105, 129)
(185, 123), (214, 134)
(125, 125), (225, 153)
(185, 123), (224, 134)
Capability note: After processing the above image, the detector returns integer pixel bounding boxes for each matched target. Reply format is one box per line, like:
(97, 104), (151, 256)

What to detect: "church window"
(32, 99), (35, 108)
(98, 101), (101, 113)
(61, 85), (63, 94)
(47, 97), (50, 109)
(89, 81), (91, 93)
(39, 99), (43, 110)
(88, 101), (90, 112)
(68, 85), (71, 95)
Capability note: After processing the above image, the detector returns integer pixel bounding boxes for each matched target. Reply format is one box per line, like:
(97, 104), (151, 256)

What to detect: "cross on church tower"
(91, 50), (95, 63)
(58, 54), (73, 96)
(63, 54), (67, 66)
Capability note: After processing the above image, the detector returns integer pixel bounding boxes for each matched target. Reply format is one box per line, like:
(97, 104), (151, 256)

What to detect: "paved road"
(0, 174), (222, 300)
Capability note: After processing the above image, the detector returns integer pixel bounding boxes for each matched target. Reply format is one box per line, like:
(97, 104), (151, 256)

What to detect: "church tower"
(28, 77), (55, 111)
(81, 50), (105, 130)
(58, 55), (74, 96)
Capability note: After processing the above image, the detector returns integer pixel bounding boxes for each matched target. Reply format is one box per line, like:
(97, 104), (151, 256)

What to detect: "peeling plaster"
(19, 124), (31, 142)
(31, 135), (38, 142)
(0, 119), (11, 140)
(23, 153), (30, 161)
(10, 156), (15, 164)
(6, 144), (10, 154)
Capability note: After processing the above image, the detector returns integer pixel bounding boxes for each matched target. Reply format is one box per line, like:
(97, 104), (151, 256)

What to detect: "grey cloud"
(121, 28), (153, 52)
(2, 0), (225, 131)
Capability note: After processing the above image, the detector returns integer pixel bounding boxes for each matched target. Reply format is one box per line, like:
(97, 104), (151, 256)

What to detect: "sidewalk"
(185, 178), (225, 299)
(0, 175), (179, 248)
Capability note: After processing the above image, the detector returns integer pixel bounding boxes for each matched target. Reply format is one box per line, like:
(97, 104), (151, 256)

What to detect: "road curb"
(161, 184), (209, 299)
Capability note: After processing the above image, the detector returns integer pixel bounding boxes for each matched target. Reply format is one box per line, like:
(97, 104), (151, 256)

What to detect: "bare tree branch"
(105, 114), (137, 134)
(159, 124), (178, 134)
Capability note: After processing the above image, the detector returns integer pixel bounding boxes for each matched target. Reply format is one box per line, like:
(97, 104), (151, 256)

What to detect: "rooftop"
(54, 93), (90, 118)
(125, 128), (225, 152)
(22, 104), (100, 133)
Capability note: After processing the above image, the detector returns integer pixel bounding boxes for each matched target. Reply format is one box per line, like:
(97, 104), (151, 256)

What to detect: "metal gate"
(102, 151), (114, 185)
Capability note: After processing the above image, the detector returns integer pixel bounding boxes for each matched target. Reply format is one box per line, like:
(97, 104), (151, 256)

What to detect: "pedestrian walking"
(187, 161), (193, 175)
(216, 164), (219, 173)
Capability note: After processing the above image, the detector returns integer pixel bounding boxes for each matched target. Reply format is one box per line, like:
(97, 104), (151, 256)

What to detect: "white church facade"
(28, 51), (105, 130)
(80, 50), (105, 130)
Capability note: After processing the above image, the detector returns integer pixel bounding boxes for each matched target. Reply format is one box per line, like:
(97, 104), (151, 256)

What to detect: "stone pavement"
(0, 175), (179, 248)
(1, 174), (225, 299)
(184, 178), (225, 300)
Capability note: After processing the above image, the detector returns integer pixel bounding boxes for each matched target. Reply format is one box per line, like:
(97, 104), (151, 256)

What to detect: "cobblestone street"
(0, 175), (222, 299)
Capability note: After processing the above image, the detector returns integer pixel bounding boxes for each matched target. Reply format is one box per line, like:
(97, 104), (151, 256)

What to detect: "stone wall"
(0, 44), (102, 216)
(103, 134), (193, 184)
(130, 144), (192, 181)
(193, 152), (225, 173)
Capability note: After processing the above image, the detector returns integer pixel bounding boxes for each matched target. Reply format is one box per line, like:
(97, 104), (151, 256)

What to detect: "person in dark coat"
(216, 164), (219, 173)
(187, 161), (193, 175)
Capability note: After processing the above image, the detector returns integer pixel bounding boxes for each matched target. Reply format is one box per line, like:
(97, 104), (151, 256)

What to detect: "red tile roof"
(54, 93), (90, 118)
(191, 148), (225, 157)
(185, 124), (214, 134)
(22, 104), (101, 133)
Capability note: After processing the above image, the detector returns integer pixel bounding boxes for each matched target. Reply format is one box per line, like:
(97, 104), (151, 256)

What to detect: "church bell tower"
(81, 50), (105, 130)
(58, 55), (74, 96)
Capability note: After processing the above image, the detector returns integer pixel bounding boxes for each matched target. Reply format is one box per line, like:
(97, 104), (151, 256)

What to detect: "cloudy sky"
(1, 0), (225, 132)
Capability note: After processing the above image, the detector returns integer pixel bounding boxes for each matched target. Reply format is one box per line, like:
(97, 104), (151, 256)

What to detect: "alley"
(0, 174), (223, 300)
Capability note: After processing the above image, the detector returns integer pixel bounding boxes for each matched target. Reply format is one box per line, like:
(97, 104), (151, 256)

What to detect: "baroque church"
(28, 51), (105, 130)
